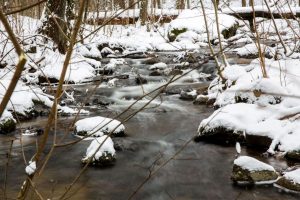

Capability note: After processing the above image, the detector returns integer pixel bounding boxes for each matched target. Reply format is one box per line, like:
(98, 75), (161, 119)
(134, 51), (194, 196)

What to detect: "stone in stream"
(149, 70), (163, 76)
(142, 57), (161, 65)
(82, 136), (116, 167)
(286, 150), (300, 161)
(0, 118), (16, 134)
(245, 134), (272, 149)
(179, 90), (197, 101)
(195, 126), (245, 145)
(149, 62), (168, 70)
(275, 168), (300, 193)
(135, 75), (148, 85)
(74, 116), (125, 138)
(231, 156), (278, 184)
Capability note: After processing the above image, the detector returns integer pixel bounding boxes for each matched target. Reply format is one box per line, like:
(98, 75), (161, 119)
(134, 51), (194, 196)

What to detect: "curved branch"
(0, 9), (27, 119)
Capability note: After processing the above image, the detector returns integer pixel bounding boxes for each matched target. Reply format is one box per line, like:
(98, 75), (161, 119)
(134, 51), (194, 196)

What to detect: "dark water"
(0, 55), (298, 200)
(0, 99), (298, 200)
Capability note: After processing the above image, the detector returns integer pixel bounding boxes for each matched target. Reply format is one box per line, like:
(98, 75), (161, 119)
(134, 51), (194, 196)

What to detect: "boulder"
(82, 136), (116, 166)
(0, 118), (16, 134)
(286, 150), (300, 161)
(196, 126), (245, 145)
(275, 169), (300, 193)
(74, 116), (125, 138)
(231, 156), (278, 184)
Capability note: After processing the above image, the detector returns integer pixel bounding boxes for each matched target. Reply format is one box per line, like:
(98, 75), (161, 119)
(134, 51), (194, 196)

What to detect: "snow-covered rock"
(168, 9), (238, 42)
(231, 156), (278, 184)
(149, 62), (168, 70)
(39, 50), (95, 84)
(0, 110), (16, 134)
(276, 169), (300, 192)
(82, 136), (116, 166)
(234, 43), (274, 59)
(74, 116), (125, 138)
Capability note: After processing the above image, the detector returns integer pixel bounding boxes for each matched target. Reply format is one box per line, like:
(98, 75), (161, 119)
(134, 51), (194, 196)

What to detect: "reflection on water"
(0, 55), (299, 200)
(0, 100), (298, 200)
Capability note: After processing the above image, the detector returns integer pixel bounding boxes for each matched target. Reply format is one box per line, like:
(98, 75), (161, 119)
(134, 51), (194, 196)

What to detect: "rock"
(149, 70), (162, 76)
(179, 90), (197, 101)
(195, 126), (245, 145)
(221, 22), (239, 39)
(168, 28), (187, 42)
(286, 150), (300, 161)
(275, 169), (300, 192)
(231, 156), (278, 184)
(0, 61), (7, 69)
(168, 69), (183, 76)
(245, 134), (272, 149)
(74, 116), (125, 137)
(0, 118), (16, 134)
(82, 136), (116, 167)
(25, 45), (37, 53)
(142, 57), (160, 65)
(149, 62), (168, 70)
(135, 75), (148, 85)
(193, 95), (209, 105)
(38, 76), (75, 85)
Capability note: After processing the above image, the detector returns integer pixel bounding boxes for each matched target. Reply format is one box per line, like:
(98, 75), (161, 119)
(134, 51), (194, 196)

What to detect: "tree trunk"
(249, 0), (254, 7)
(242, 0), (246, 7)
(176, 0), (185, 9)
(39, 0), (74, 54)
(156, 0), (161, 9)
(140, 0), (148, 26)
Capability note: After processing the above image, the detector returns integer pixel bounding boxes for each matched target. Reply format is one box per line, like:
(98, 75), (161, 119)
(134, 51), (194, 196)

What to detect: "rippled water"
(0, 54), (299, 199)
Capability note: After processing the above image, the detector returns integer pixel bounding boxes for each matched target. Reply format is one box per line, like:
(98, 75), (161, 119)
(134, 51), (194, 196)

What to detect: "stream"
(0, 52), (299, 200)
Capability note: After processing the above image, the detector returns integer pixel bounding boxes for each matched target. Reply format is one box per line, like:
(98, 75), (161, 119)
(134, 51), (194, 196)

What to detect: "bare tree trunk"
(140, 0), (148, 26)
(176, 0), (185, 9)
(186, 0), (190, 9)
(39, 0), (74, 54)
(249, 0), (254, 7)
(242, 0), (246, 7)
(156, 0), (161, 9)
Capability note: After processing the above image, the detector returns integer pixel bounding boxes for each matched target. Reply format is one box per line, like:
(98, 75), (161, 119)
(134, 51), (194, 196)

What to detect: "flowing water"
(0, 53), (298, 200)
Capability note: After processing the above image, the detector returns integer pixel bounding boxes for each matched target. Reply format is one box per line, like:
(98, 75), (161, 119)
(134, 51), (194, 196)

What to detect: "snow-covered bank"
(197, 54), (300, 159)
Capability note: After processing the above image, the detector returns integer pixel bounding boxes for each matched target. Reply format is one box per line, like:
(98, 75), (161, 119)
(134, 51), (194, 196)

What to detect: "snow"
(234, 43), (274, 57)
(236, 142), (241, 154)
(25, 161), (36, 175)
(149, 62), (168, 70)
(41, 50), (95, 83)
(168, 9), (237, 41)
(283, 169), (300, 184)
(82, 136), (116, 162)
(234, 156), (275, 172)
(75, 116), (125, 137)
(199, 56), (300, 153)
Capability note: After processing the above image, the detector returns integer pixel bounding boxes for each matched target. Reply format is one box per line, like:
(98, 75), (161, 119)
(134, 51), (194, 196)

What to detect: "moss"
(276, 177), (300, 192)
(221, 22), (239, 39)
(231, 165), (278, 184)
(0, 119), (16, 134)
(168, 28), (187, 42)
